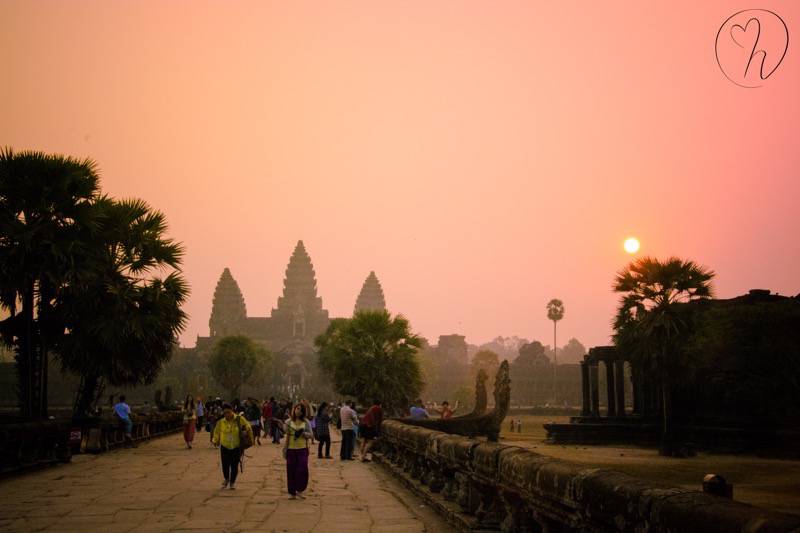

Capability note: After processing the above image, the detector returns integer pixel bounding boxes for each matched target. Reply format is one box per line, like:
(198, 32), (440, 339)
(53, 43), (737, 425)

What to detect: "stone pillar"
(606, 360), (616, 417)
(615, 360), (626, 417)
(580, 362), (591, 417)
(589, 363), (600, 417)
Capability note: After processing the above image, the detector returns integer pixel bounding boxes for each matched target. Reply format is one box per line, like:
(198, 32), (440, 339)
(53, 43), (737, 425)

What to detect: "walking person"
(182, 395), (197, 449)
(314, 402), (332, 459)
(245, 398), (262, 446)
(212, 403), (254, 490)
(339, 401), (358, 460)
(359, 399), (382, 462)
(196, 398), (205, 431)
(284, 403), (313, 499)
(113, 395), (136, 447)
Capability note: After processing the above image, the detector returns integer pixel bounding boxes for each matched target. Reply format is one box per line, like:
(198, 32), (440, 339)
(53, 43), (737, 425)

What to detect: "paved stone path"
(0, 432), (454, 532)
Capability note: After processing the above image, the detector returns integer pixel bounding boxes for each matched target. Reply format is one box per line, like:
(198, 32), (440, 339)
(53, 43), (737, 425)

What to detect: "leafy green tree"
(0, 148), (100, 418)
(546, 299), (564, 404)
(470, 349), (500, 385)
(57, 198), (188, 415)
(316, 310), (423, 413)
(208, 336), (270, 399)
(613, 256), (714, 453)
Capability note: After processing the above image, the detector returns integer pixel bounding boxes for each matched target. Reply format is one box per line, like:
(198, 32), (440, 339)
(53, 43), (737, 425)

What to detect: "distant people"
(409, 399), (430, 420)
(245, 398), (262, 446)
(113, 395), (135, 447)
(516, 419), (522, 433)
(339, 401), (358, 460)
(140, 401), (152, 416)
(510, 418), (516, 432)
(212, 403), (254, 490)
(359, 399), (383, 462)
(284, 403), (313, 499)
(182, 395), (196, 449)
(314, 402), (332, 459)
(440, 400), (458, 419)
(196, 398), (205, 431)
(206, 399), (222, 444)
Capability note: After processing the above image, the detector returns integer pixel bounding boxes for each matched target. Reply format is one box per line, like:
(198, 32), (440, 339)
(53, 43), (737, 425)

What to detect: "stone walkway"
(0, 432), (454, 532)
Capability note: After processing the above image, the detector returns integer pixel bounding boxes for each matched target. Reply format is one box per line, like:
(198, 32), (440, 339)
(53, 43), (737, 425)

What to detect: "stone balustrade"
(0, 420), (72, 476)
(376, 419), (800, 532)
(80, 411), (185, 453)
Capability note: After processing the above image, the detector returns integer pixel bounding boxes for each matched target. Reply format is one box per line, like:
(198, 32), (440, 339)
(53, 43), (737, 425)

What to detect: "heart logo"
(730, 17), (761, 51)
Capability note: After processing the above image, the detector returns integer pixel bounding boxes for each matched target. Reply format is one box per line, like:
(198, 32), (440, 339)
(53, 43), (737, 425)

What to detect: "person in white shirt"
(339, 402), (358, 460)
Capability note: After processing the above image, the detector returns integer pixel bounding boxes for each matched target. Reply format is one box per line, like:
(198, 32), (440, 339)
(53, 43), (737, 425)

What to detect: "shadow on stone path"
(0, 433), (455, 533)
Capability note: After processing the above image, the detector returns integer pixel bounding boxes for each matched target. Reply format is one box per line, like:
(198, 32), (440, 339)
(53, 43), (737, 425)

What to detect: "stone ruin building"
(190, 240), (388, 396)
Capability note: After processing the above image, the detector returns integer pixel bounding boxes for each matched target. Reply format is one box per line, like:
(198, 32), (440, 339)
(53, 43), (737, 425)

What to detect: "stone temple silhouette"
(193, 240), (387, 393)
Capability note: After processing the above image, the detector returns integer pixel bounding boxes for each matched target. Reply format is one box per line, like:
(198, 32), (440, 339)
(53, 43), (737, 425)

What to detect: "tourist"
(284, 403), (313, 499)
(182, 394), (197, 449)
(245, 398), (262, 446)
(409, 399), (430, 420)
(339, 400), (358, 460)
(349, 401), (360, 458)
(196, 398), (205, 431)
(440, 400), (458, 419)
(359, 399), (382, 462)
(113, 395), (135, 447)
(314, 402), (332, 459)
(212, 403), (254, 490)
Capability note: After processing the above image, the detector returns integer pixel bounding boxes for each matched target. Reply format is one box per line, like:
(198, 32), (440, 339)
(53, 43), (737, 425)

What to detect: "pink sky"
(2, 1), (799, 350)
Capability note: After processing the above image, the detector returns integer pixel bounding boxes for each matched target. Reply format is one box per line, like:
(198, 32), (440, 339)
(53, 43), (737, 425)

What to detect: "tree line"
(0, 148), (188, 418)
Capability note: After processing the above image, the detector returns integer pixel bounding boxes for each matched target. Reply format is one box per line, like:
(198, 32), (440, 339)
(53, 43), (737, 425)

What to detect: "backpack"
(236, 415), (254, 450)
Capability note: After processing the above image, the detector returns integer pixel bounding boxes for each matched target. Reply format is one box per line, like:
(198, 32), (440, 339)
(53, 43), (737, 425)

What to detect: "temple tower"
(270, 240), (329, 340)
(209, 267), (247, 337)
(354, 271), (387, 314)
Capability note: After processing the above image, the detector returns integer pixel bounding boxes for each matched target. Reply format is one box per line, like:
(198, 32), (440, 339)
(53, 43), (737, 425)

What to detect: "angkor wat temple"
(190, 240), (387, 395)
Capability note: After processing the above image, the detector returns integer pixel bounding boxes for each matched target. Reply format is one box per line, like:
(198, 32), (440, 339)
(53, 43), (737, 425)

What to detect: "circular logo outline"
(715, 9), (789, 88)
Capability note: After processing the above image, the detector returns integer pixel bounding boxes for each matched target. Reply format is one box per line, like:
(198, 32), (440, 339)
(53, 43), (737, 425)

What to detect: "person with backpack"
(314, 402), (332, 459)
(283, 403), (313, 499)
(212, 403), (254, 490)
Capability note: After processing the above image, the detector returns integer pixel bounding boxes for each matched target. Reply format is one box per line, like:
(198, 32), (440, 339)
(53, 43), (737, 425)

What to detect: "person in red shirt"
(359, 399), (383, 462)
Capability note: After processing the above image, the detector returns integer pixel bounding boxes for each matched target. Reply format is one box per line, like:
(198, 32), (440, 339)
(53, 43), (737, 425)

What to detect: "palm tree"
(57, 198), (189, 415)
(0, 148), (100, 418)
(612, 256), (714, 454)
(546, 299), (564, 405)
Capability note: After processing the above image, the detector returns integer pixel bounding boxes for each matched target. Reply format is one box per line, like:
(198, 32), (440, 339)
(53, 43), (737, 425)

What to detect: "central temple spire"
(270, 241), (329, 340)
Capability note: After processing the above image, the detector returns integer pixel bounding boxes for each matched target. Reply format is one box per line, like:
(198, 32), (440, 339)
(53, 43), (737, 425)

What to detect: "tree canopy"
(316, 310), (423, 412)
(208, 335), (271, 399)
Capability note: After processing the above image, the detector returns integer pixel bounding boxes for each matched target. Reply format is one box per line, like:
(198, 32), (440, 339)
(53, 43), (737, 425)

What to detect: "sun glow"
(624, 237), (640, 254)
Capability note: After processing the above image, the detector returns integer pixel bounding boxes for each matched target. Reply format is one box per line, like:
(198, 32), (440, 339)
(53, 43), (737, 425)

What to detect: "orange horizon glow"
(2, 1), (798, 350)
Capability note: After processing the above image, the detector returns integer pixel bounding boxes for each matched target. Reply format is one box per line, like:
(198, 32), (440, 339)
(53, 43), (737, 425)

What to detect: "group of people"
(115, 392), (455, 499)
(172, 394), (384, 499)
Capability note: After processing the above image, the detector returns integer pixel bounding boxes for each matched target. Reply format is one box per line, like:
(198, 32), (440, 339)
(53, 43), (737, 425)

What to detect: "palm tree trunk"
(553, 321), (558, 405)
(21, 281), (35, 418)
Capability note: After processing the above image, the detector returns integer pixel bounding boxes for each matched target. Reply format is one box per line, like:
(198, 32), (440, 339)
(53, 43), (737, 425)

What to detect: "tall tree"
(613, 256), (714, 454)
(546, 298), (564, 404)
(208, 336), (270, 399)
(0, 148), (100, 418)
(316, 310), (423, 413)
(56, 198), (189, 415)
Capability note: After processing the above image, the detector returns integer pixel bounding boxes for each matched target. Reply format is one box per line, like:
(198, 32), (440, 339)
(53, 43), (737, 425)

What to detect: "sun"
(624, 237), (640, 254)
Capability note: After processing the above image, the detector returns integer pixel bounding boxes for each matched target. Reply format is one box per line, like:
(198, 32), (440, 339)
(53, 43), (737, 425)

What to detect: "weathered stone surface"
(0, 431), (454, 532)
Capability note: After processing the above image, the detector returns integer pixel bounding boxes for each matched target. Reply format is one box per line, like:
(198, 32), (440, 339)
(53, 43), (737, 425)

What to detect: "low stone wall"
(79, 411), (185, 453)
(375, 419), (800, 532)
(0, 420), (72, 476)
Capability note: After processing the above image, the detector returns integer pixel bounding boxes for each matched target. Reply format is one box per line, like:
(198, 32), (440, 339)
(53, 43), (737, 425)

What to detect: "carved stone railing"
(376, 420), (800, 532)
(0, 420), (72, 476)
(80, 411), (184, 453)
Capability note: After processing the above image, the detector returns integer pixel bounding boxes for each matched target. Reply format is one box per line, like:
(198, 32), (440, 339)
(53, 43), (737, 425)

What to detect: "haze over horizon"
(3, 2), (799, 350)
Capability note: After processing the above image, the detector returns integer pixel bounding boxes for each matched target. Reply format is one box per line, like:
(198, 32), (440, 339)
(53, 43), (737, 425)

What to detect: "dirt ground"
(500, 415), (800, 516)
